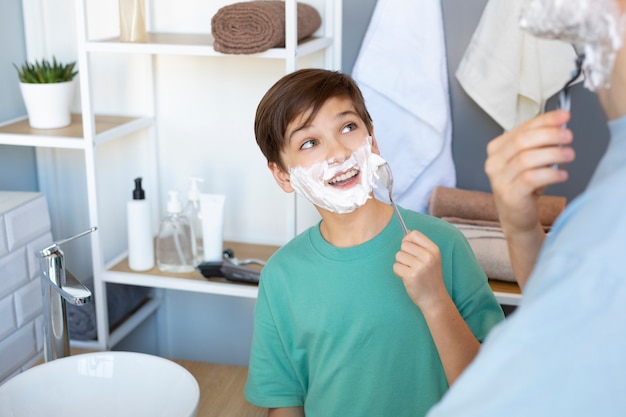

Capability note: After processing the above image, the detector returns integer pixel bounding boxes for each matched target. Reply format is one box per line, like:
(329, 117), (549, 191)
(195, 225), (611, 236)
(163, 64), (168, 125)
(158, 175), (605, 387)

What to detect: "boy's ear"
(370, 126), (381, 155)
(269, 162), (294, 193)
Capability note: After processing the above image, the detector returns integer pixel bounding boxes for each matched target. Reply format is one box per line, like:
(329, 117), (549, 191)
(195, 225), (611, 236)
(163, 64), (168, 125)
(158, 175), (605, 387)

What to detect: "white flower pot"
(19, 80), (75, 129)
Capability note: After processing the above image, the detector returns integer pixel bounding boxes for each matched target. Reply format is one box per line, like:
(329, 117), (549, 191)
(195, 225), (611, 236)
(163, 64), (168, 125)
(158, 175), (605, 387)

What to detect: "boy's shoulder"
(402, 207), (462, 235)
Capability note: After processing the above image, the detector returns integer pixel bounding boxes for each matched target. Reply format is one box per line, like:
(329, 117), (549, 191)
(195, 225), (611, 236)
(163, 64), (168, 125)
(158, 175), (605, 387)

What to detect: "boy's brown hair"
(254, 68), (373, 172)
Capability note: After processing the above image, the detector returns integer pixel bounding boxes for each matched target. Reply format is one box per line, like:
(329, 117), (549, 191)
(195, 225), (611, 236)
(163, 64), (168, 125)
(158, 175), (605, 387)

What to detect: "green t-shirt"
(245, 207), (504, 417)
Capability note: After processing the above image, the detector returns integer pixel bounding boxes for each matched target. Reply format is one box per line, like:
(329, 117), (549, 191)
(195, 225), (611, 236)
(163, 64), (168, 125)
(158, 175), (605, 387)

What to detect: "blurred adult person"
(427, 0), (626, 415)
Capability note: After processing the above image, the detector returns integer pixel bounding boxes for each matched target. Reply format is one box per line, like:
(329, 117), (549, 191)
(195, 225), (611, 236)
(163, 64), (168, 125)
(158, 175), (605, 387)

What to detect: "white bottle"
(183, 177), (205, 265)
(156, 190), (194, 273)
(200, 193), (226, 262)
(127, 177), (154, 271)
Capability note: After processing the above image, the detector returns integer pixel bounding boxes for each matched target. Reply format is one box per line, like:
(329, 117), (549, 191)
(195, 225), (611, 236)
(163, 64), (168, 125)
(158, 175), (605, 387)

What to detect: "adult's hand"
(484, 110), (575, 287)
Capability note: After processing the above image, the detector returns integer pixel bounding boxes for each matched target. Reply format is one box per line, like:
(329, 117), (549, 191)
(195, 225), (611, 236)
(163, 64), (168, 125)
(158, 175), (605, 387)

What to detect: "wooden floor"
(170, 358), (267, 417)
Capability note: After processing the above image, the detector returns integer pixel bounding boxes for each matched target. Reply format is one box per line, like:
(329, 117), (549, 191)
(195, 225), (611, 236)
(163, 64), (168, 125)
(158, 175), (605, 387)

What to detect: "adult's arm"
(484, 110), (575, 289)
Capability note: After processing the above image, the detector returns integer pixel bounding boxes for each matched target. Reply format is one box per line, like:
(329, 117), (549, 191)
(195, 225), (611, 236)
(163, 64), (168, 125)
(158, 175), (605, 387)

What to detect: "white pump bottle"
(183, 177), (205, 264)
(127, 177), (154, 271)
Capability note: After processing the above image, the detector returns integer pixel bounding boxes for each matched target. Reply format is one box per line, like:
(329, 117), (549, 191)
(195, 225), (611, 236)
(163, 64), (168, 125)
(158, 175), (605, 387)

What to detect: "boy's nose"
(326, 137), (351, 164)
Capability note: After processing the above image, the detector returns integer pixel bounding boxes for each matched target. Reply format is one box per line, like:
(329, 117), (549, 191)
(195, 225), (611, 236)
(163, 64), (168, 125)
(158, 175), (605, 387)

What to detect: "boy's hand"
(393, 230), (448, 311)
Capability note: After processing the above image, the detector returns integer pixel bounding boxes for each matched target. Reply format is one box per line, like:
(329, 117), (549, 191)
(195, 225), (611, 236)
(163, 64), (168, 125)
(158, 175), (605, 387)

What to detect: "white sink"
(0, 351), (199, 417)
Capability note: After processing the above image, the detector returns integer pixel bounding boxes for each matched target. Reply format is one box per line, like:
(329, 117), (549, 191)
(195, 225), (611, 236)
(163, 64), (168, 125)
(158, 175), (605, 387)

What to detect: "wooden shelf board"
(489, 279), (522, 306)
(86, 32), (330, 58)
(0, 114), (141, 149)
(488, 279), (521, 295)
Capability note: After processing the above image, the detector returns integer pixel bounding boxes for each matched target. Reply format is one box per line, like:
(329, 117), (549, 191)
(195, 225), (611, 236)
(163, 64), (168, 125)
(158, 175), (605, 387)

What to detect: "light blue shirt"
(427, 115), (626, 417)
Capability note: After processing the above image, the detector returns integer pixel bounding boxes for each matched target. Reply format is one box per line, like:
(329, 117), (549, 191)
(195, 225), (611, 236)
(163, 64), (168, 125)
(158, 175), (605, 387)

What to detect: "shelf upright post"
(74, 0), (110, 350)
(284, 0), (297, 73)
(284, 0), (299, 240)
(145, 15), (166, 358)
(326, 0), (342, 71)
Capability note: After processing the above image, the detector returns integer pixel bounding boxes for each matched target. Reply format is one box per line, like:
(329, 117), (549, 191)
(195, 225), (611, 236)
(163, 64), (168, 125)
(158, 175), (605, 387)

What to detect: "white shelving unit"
(1, 0), (342, 351)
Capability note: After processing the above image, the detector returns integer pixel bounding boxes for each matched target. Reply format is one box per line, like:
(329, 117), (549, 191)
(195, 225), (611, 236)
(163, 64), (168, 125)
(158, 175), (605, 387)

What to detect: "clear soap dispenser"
(156, 190), (194, 273)
(183, 177), (205, 265)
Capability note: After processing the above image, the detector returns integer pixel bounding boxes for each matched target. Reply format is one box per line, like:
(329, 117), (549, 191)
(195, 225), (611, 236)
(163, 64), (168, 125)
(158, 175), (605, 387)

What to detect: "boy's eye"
(341, 122), (357, 134)
(300, 139), (317, 150)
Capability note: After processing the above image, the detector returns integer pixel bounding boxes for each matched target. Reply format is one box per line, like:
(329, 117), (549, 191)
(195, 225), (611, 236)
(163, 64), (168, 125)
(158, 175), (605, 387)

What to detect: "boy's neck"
(318, 199), (394, 248)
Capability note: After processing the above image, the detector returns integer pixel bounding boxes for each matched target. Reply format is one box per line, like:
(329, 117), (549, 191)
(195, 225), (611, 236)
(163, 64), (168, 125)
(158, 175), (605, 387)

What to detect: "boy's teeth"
(329, 169), (357, 184)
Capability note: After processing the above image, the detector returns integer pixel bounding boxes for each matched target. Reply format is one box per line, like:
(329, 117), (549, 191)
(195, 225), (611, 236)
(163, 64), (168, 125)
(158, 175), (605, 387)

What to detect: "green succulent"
(14, 57), (78, 84)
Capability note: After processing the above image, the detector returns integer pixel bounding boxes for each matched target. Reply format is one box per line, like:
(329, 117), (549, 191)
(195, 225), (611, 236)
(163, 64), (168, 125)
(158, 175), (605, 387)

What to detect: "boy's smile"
(326, 167), (359, 187)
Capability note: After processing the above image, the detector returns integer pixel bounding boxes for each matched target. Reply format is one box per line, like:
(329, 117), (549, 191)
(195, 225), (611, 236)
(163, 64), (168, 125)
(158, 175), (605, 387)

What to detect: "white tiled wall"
(0, 192), (52, 385)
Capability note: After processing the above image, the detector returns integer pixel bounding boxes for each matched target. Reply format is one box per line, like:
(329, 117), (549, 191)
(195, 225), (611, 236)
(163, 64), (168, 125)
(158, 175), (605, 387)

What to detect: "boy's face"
(269, 96), (384, 214)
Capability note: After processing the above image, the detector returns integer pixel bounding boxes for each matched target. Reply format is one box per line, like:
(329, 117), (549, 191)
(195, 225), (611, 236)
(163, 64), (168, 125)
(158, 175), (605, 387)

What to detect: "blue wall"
(0, 0), (38, 192)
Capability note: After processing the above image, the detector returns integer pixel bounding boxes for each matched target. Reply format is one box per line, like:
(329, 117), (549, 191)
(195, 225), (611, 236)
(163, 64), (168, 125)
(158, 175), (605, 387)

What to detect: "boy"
(244, 68), (504, 417)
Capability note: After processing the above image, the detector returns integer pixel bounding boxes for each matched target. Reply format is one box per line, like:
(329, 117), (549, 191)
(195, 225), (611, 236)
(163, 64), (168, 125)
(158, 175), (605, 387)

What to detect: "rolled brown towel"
(211, 1), (322, 54)
(428, 186), (566, 228)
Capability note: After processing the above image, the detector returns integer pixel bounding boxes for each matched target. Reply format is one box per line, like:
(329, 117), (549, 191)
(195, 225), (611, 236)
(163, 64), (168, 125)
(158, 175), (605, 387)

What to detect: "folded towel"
(453, 223), (515, 282)
(428, 186), (566, 228)
(211, 1), (321, 54)
(441, 216), (501, 229)
(67, 300), (97, 341)
(67, 282), (151, 341)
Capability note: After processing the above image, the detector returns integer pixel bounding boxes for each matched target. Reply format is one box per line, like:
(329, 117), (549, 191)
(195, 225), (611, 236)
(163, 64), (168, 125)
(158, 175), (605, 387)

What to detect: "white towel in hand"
(456, 0), (581, 131)
(352, 0), (454, 213)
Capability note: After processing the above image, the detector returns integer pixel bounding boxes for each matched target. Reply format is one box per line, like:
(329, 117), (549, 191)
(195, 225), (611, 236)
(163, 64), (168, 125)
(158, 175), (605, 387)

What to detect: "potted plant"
(14, 57), (78, 129)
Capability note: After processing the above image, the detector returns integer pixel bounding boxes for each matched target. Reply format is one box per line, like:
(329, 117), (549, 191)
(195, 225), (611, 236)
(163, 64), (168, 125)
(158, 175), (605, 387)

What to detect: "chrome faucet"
(38, 227), (97, 362)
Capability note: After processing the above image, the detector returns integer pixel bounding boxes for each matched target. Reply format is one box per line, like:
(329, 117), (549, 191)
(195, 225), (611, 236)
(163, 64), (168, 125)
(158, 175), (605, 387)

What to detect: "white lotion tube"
(127, 177), (154, 271)
(199, 193), (225, 262)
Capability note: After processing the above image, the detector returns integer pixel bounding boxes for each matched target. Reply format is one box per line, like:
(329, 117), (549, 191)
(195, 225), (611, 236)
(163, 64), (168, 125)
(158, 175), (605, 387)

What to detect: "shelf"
(488, 279), (521, 306)
(69, 296), (162, 349)
(58, 0), (342, 351)
(85, 32), (333, 58)
(0, 114), (151, 149)
(103, 238), (522, 305)
(104, 241), (280, 299)
(108, 296), (162, 346)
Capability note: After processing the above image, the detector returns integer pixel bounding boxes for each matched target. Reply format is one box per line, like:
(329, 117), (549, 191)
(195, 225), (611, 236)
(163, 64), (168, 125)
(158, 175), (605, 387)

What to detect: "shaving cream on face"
(520, 0), (625, 90)
(288, 136), (386, 214)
